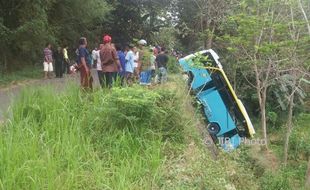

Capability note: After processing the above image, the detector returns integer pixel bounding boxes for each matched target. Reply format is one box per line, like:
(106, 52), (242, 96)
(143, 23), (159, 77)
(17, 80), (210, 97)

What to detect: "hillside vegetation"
(0, 76), (263, 190)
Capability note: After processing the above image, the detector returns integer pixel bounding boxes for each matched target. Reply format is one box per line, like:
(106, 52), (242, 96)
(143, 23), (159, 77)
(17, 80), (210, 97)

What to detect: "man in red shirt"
(100, 35), (121, 88)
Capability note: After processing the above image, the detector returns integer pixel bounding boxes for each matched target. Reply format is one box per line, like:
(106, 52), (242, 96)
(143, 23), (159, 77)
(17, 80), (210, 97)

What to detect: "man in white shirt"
(125, 45), (136, 86)
(96, 44), (104, 87)
(92, 48), (98, 69)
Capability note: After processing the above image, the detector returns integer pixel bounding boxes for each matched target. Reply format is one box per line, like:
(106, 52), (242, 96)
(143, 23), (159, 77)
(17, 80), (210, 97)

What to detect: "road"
(0, 69), (100, 121)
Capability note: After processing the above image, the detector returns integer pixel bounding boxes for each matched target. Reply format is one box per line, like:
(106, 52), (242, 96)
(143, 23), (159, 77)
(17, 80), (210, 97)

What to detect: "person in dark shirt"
(115, 44), (126, 84)
(77, 37), (93, 90)
(54, 46), (64, 78)
(155, 47), (169, 84)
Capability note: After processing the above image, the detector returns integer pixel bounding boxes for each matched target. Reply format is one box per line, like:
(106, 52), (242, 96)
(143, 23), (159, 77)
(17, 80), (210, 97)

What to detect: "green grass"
(0, 76), (260, 189)
(0, 66), (42, 87)
(241, 113), (310, 190)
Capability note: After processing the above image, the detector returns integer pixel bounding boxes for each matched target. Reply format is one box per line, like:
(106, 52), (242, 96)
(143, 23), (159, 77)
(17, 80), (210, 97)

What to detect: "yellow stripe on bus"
(204, 66), (256, 137)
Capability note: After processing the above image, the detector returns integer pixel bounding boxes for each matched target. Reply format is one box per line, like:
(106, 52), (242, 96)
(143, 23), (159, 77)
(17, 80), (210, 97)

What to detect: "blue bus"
(179, 50), (255, 150)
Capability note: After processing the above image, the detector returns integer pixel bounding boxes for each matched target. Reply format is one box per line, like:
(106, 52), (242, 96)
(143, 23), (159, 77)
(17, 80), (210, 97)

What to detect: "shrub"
(289, 113), (310, 161)
(0, 85), (187, 189)
(260, 170), (292, 190)
(167, 56), (182, 74)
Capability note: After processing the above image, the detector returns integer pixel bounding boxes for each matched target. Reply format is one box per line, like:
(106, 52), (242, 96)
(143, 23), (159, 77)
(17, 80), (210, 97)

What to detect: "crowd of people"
(42, 35), (170, 90)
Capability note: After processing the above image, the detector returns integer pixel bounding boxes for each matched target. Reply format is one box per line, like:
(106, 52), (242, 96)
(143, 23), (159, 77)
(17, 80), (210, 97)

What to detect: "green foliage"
(103, 0), (173, 44)
(260, 169), (292, 190)
(0, 0), (111, 71)
(152, 27), (179, 50)
(188, 53), (212, 68)
(0, 85), (185, 189)
(167, 56), (181, 74)
(289, 113), (310, 161)
(267, 111), (278, 128)
(0, 77), (263, 189)
(0, 66), (42, 86)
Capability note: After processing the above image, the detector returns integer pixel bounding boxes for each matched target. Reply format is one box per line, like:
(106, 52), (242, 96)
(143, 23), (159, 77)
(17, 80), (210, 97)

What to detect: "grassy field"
(0, 76), (261, 189)
(0, 66), (42, 87)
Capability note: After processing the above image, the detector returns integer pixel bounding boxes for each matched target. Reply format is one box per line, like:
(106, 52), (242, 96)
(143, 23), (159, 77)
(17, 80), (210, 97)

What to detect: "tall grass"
(0, 66), (42, 87)
(0, 83), (186, 189)
(0, 77), (260, 189)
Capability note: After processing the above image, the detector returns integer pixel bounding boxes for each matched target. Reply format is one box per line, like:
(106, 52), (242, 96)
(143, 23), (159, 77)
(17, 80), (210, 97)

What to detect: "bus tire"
(207, 122), (221, 135)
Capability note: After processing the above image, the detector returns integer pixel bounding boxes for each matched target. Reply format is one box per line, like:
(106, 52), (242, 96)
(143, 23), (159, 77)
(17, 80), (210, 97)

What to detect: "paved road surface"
(0, 69), (100, 121)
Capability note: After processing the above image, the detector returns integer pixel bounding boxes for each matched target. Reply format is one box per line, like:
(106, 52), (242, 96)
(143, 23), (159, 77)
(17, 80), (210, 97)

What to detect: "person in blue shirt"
(125, 44), (136, 86)
(77, 37), (93, 90)
(115, 44), (126, 84)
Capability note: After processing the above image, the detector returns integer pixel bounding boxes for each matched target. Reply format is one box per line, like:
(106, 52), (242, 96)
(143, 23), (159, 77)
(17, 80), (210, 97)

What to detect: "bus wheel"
(207, 122), (220, 135)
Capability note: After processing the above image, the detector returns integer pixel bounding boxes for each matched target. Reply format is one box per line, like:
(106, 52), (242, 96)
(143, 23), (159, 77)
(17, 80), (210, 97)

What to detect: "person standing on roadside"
(134, 39), (147, 80)
(138, 39), (154, 85)
(133, 46), (139, 81)
(77, 37), (93, 90)
(115, 44), (126, 83)
(63, 45), (70, 74)
(100, 35), (121, 88)
(43, 43), (53, 79)
(125, 44), (135, 86)
(155, 47), (169, 84)
(96, 44), (104, 87)
(54, 46), (64, 78)
(92, 47), (98, 69)
(150, 47), (158, 82)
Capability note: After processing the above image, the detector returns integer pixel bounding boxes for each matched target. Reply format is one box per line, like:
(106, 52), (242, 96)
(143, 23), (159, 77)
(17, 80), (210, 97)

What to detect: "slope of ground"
(0, 75), (260, 189)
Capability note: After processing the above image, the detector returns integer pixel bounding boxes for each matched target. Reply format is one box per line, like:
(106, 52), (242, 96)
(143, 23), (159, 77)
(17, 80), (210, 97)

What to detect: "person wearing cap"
(137, 39), (153, 85)
(100, 35), (121, 88)
(77, 37), (93, 90)
(136, 39), (147, 74)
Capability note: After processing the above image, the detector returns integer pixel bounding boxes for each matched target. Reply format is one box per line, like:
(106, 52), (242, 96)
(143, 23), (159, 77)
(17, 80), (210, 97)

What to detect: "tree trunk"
(306, 158), (310, 188)
(298, 0), (310, 36)
(260, 92), (268, 150)
(206, 26), (215, 49)
(283, 93), (294, 166)
(254, 64), (268, 150)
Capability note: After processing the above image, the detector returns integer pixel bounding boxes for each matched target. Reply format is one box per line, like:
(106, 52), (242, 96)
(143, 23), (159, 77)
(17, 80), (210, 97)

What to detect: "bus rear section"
(179, 50), (255, 150)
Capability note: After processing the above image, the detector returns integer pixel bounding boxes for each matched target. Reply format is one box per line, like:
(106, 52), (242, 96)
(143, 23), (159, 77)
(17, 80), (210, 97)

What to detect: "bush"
(0, 78), (263, 189)
(289, 113), (310, 161)
(0, 85), (187, 189)
(167, 56), (182, 74)
(260, 170), (292, 190)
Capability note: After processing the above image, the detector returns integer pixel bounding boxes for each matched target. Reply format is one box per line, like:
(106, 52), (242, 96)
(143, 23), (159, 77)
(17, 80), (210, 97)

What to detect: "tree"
(222, 0), (289, 149)
(0, 0), (111, 72)
(279, 1), (310, 165)
(151, 27), (179, 50)
(48, 0), (111, 47)
(175, 0), (235, 51)
(103, 0), (172, 44)
(0, 0), (53, 71)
